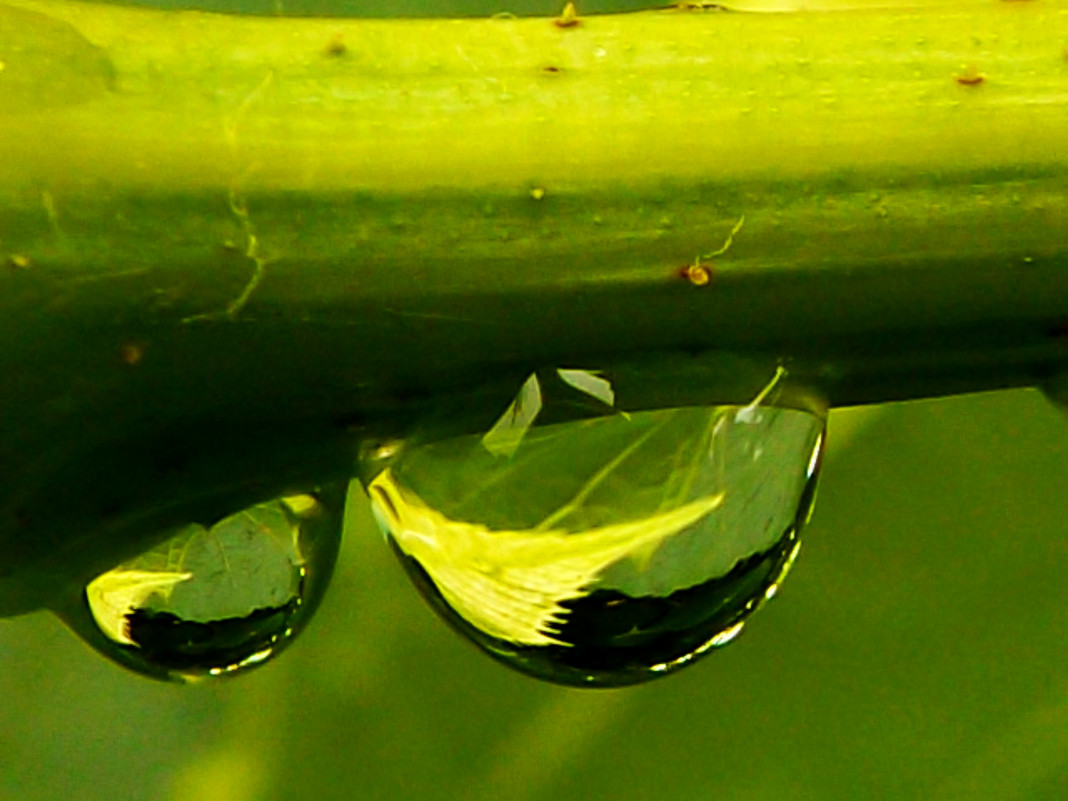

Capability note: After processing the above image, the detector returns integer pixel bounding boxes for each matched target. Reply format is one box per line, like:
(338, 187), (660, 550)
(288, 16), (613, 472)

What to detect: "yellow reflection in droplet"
(370, 468), (723, 648)
(85, 569), (193, 645)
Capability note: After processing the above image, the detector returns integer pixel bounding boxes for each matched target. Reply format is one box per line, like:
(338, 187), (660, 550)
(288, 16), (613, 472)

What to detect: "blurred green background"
(2, 388), (1065, 801)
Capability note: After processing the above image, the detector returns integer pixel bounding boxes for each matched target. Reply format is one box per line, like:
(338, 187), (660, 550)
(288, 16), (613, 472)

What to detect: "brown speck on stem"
(680, 215), (745, 287)
(542, 65), (563, 74)
(956, 64), (985, 86)
(681, 264), (711, 286)
(120, 343), (145, 366)
(554, 2), (580, 28)
(325, 33), (347, 57)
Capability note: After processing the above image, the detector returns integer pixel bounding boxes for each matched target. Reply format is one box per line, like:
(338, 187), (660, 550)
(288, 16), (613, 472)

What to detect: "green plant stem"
(0, 0), (1065, 614)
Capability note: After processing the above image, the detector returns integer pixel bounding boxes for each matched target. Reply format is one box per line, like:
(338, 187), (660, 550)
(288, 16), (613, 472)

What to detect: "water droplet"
(59, 485), (345, 682)
(364, 368), (824, 687)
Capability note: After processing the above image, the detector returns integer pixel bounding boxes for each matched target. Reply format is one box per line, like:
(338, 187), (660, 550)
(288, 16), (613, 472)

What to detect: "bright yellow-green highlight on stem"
(3, 0), (1067, 195)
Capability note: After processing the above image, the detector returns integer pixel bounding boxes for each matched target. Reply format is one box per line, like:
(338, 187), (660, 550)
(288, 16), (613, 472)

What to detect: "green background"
(2, 388), (1065, 800)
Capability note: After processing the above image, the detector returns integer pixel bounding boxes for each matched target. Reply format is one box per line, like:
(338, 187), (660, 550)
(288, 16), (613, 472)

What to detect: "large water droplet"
(59, 484), (344, 682)
(365, 368), (824, 687)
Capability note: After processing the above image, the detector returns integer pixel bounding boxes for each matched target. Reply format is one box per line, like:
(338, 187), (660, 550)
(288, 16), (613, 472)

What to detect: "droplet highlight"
(365, 368), (823, 687)
(62, 485), (344, 682)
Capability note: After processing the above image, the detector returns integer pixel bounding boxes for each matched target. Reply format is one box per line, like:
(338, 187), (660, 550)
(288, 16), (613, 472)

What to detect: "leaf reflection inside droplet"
(367, 367), (824, 687)
(62, 486), (344, 682)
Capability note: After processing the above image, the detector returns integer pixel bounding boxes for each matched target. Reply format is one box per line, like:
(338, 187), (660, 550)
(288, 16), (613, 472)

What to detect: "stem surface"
(1, 0), (1065, 613)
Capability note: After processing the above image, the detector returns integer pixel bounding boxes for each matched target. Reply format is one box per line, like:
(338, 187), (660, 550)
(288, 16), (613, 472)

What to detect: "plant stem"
(0, 0), (1065, 613)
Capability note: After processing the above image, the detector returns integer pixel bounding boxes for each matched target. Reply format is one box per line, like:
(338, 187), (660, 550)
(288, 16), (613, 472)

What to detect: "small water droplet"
(364, 368), (824, 687)
(59, 485), (345, 682)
